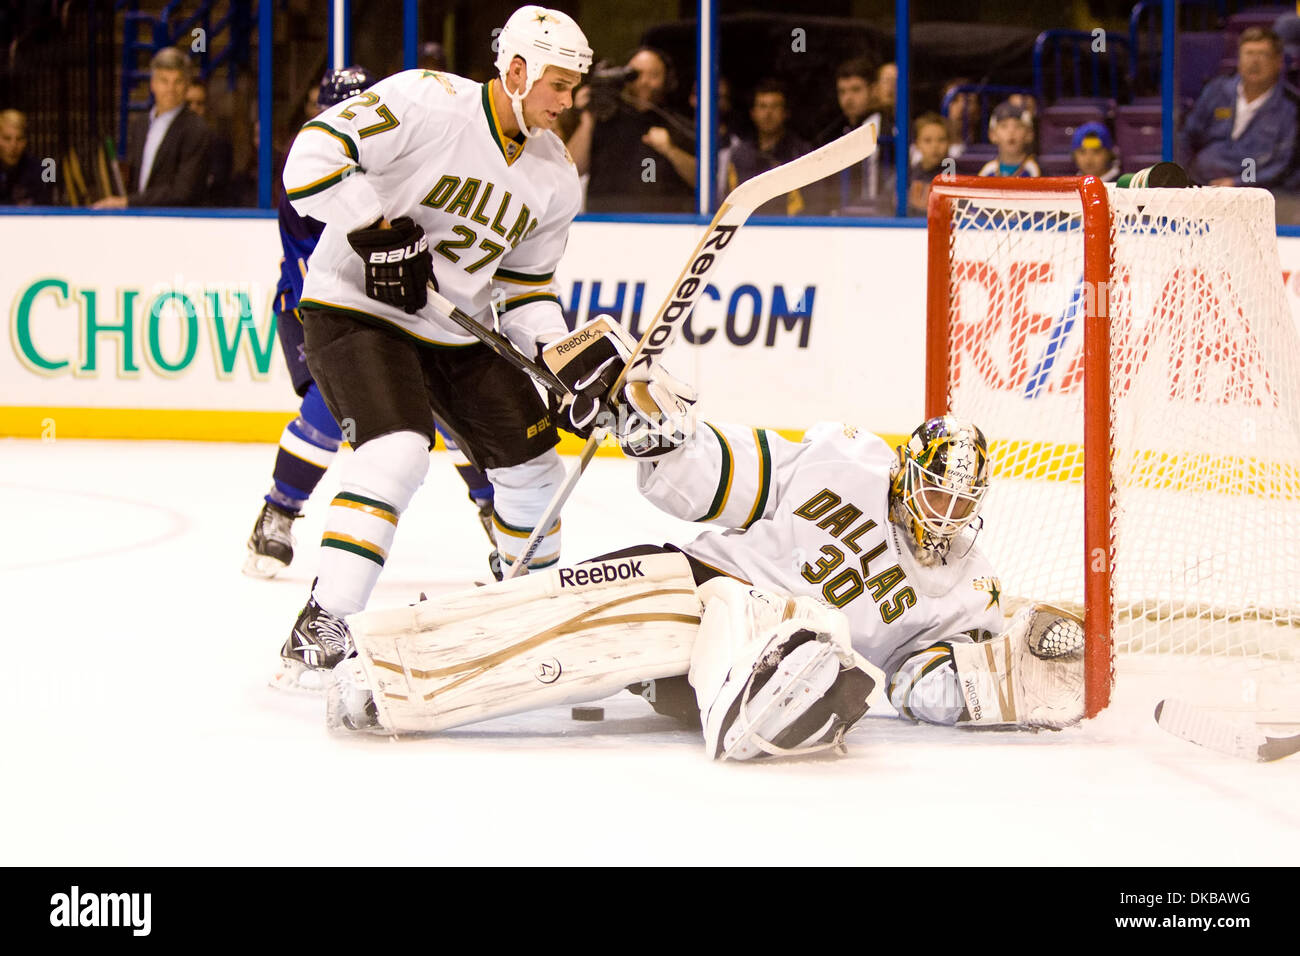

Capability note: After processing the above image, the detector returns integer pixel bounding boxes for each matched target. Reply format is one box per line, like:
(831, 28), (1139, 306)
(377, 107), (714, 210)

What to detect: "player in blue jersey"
(246, 67), (500, 581)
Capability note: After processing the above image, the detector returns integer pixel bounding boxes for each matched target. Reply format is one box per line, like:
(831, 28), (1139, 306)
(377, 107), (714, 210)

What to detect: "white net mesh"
(941, 185), (1300, 663)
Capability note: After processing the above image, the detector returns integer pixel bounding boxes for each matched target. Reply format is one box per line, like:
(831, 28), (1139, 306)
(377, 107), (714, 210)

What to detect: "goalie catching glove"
(346, 216), (434, 314)
(949, 604), (1086, 729)
(540, 315), (697, 455)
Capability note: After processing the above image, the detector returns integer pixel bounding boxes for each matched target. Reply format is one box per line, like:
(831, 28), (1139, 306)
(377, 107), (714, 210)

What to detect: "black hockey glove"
(538, 317), (635, 438)
(346, 216), (434, 314)
(539, 356), (619, 440)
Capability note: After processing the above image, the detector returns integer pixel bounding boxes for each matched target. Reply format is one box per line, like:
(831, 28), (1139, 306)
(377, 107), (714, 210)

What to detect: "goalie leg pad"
(338, 551), (700, 735)
(690, 578), (891, 761)
(949, 604), (1085, 729)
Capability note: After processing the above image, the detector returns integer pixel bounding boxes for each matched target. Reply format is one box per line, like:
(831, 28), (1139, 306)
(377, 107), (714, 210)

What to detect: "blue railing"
(1033, 30), (1133, 108)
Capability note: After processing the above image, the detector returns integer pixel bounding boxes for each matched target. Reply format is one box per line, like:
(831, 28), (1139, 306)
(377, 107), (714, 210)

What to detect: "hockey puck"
(571, 706), (604, 721)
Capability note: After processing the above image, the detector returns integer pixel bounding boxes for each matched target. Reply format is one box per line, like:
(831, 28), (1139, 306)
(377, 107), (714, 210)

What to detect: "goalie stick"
(1154, 698), (1300, 762)
(503, 120), (880, 579)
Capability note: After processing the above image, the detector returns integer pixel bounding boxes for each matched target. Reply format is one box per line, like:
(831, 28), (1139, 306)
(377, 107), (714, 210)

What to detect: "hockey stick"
(503, 120), (879, 579)
(1154, 698), (1300, 762)
(425, 284), (568, 396)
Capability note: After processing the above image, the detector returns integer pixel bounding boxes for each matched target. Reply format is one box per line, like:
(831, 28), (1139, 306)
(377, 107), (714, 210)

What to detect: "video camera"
(590, 65), (638, 87)
(585, 64), (638, 120)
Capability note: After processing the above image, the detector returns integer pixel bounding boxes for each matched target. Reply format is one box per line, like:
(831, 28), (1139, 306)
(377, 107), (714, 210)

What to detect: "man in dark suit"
(93, 46), (210, 208)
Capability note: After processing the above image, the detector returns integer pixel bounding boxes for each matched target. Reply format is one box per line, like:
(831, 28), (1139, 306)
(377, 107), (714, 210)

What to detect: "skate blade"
(268, 657), (336, 695)
(243, 549), (289, 579)
(324, 683), (391, 737)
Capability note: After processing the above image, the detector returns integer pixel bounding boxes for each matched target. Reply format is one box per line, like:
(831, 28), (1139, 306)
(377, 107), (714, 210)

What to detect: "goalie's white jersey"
(283, 69), (579, 357)
(639, 421), (1006, 680)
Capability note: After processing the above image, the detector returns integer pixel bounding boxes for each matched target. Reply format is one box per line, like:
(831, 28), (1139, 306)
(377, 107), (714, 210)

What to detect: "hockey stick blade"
(1154, 698), (1300, 762)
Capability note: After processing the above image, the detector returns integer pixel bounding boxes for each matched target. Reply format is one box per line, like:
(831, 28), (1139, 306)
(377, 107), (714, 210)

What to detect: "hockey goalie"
(326, 357), (1086, 759)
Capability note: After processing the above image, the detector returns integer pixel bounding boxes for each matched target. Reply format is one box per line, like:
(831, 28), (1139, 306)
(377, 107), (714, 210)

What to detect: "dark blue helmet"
(318, 66), (376, 109)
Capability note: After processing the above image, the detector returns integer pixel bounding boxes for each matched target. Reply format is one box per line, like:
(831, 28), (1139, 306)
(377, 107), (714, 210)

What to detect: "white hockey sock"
(487, 449), (566, 570)
(313, 430), (430, 615)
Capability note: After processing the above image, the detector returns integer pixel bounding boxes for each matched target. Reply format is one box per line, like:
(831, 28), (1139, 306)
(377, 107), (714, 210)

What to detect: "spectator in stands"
(568, 47), (696, 213)
(941, 78), (978, 158)
(908, 112), (950, 216)
(979, 100), (1040, 177)
(185, 76), (237, 206)
(726, 79), (810, 215)
(0, 108), (53, 205)
(812, 56), (893, 214)
(689, 75), (739, 207)
(1006, 92), (1038, 121)
(814, 56), (876, 148)
(873, 61), (897, 136)
(1071, 121), (1119, 182)
(184, 78), (207, 117)
(1179, 26), (1298, 188)
(93, 46), (211, 208)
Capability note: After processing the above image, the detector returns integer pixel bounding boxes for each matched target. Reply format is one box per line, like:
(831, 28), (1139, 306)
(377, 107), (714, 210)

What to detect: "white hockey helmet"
(494, 6), (592, 137)
(889, 414), (990, 564)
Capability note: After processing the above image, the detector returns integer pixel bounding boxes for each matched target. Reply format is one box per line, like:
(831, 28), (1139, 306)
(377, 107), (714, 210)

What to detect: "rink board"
(5, 213), (1300, 443)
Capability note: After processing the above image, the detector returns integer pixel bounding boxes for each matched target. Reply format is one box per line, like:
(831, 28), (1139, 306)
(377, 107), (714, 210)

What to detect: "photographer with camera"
(567, 47), (696, 212)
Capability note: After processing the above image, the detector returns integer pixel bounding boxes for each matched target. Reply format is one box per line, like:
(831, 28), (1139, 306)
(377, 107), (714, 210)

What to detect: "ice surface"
(2, 438), (1297, 866)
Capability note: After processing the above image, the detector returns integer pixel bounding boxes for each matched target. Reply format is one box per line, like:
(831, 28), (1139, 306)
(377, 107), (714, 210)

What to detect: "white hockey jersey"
(283, 70), (580, 358)
(639, 421), (1006, 720)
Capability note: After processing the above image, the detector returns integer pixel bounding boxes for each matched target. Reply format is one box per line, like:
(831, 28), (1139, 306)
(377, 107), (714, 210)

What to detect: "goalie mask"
(889, 415), (990, 565)
(494, 6), (593, 138)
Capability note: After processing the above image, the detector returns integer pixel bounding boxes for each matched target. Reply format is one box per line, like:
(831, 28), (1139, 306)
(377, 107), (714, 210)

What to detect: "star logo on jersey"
(972, 576), (1001, 610)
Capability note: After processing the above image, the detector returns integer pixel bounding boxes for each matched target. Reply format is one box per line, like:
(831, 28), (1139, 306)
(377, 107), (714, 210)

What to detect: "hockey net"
(927, 177), (1300, 717)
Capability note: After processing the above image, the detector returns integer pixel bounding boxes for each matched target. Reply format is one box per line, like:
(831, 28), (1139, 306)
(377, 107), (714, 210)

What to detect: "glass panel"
(713, 1), (898, 218)
(908, 2), (1152, 215)
(0, 1), (111, 207)
(1169, 3), (1300, 223)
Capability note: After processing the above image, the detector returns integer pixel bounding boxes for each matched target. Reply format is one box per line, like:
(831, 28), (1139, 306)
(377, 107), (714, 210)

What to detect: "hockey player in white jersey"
(327, 359), (1088, 757)
(275, 7), (606, 689)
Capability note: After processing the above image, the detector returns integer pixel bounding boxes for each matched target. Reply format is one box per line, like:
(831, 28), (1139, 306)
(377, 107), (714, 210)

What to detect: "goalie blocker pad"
(344, 552), (700, 735)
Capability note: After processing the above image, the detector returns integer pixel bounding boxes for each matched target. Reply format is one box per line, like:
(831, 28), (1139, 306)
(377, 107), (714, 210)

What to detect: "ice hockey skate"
(324, 658), (386, 734)
(474, 496), (505, 582)
(273, 594), (354, 693)
(243, 501), (298, 579)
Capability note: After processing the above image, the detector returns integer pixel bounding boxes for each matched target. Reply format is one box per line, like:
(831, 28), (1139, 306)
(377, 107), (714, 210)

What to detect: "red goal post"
(927, 173), (1300, 722)
(927, 176), (1114, 717)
